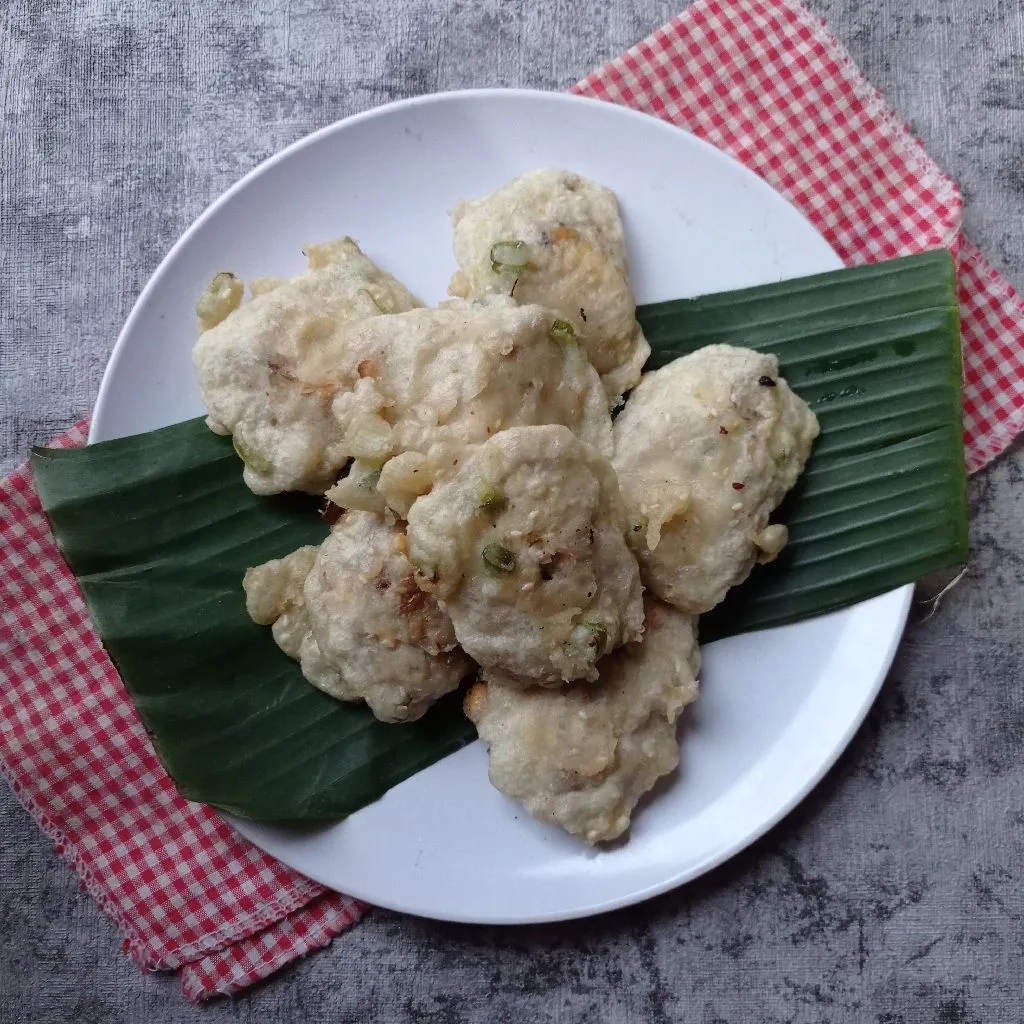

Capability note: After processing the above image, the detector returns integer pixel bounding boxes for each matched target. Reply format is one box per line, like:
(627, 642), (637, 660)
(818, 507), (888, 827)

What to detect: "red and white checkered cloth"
(2, 0), (1022, 1002)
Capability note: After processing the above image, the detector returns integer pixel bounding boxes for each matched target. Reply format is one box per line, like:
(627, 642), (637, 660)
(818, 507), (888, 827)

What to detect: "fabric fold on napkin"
(2, 0), (1022, 1001)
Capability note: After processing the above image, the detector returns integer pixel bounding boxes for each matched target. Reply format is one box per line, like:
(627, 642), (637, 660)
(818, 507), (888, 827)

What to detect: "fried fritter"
(194, 237), (421, 495)
(465, 598), (700, 844)
(612, 345), (819, 613)
(406, 425), (643, 685)
(449, 169), (650, 405)
(243, 512), (472, 723)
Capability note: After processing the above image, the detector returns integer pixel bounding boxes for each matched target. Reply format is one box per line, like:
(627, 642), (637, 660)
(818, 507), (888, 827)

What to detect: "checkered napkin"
(572, 0), (1024, 471)
(2, 0), (1022, 1002)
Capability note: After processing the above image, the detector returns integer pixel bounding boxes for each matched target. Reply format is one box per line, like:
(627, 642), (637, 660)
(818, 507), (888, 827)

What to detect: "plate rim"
(89, 86), (914, 923)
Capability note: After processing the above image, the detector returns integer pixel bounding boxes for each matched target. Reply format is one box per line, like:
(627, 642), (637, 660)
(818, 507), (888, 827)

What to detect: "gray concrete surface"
(2, 1), (1022, 1020)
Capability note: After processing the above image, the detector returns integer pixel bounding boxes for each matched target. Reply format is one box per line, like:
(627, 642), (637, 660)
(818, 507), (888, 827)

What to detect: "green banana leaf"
(31, 249), (967, 821)
(636, 248), (967, 640)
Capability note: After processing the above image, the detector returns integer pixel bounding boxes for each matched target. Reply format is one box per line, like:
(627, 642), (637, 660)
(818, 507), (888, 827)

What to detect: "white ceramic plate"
(91, 89), (911, 924)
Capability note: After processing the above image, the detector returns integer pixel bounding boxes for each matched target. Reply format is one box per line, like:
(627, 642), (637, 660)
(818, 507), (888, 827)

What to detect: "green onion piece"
(489, 240), (530, 274)
(572, 618), (609, 652)
(231, 435), (273, 475)
(478, 482), (506, 515)
(549, 319), (576, 344)
(359, 468), (382, 492)
(196, 271), (243, 331)
(482, 542), (517, 576)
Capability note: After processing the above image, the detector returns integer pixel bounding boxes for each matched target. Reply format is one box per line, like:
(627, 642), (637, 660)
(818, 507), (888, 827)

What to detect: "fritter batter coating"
(322, 296), (613, 514)
(612, 345), (819, 613)
(244, 512), (472, 723)
(194, 237), (421, 495)
(465, 598), (700, 844)
(406, 425), (643, 685)
(449, 169), (650, 405)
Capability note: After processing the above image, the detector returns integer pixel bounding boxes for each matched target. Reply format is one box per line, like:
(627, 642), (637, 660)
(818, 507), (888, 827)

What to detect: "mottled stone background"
(2, 1), (1022, 1021)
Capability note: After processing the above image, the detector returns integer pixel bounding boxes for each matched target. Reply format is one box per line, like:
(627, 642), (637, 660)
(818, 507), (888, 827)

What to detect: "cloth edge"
(1, 436), (345, 973)
(179, 895), (366, 1001)
(774, 0), (962, 244)
(959, 238), (1024, 473)
(572, 0), (964, 253)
